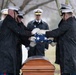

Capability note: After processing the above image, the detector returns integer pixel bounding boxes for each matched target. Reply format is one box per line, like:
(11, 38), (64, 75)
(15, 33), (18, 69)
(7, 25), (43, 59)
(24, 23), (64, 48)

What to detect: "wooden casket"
(21, 56), (55, 75)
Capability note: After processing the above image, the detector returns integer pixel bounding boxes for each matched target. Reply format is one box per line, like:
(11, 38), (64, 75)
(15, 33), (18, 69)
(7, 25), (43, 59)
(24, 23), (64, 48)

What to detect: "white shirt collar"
(36, 20), (42, 23)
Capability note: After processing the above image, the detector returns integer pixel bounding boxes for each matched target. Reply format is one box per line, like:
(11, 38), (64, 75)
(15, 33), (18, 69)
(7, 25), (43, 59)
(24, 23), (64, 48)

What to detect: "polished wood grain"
(21, 56), (55, 75)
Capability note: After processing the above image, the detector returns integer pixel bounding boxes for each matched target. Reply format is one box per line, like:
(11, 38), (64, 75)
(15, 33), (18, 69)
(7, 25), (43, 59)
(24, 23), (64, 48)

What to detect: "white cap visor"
(61, 9), (73, 13)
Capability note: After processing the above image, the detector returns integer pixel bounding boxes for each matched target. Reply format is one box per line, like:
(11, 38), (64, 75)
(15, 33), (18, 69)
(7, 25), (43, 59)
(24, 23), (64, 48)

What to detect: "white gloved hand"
(48, 38), (54, 41)
(37, 30), (49, 35)
(29, 36), (36, 42)
(32, 28), (40, 35)
(30, 42), (36, 47)
(50, 42), (57, 47)
(45, 48), (48, 51)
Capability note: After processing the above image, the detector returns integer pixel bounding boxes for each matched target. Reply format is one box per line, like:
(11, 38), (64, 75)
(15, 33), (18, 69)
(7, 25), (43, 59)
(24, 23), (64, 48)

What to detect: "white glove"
(32, 28), (40, 35)
(48, 38), (54, 41)
(30, 42), (36, 47)
(45, 48), (48, 51)
(37, 30), (49, 35)
(29, 36), (36, 42)
(50, 42), (57, 47)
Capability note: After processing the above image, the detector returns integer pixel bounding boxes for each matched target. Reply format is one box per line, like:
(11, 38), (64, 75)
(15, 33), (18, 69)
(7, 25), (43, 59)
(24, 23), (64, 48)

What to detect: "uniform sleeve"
(45, 23), (49, 30)
(7, 21), (32, 37)
(18, 22), (31, 46)
(0, 21), (3, 27)
(44, 23), (49, 49)
(27, 22), (32, 31)
(20, 36), (30, 47)
(46, 22), (71, 38)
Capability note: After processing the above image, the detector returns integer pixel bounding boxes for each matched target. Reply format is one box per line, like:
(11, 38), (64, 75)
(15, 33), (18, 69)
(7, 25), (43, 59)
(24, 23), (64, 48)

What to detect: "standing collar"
(35, 19), (42, 23)
(33, 19), (43, 24)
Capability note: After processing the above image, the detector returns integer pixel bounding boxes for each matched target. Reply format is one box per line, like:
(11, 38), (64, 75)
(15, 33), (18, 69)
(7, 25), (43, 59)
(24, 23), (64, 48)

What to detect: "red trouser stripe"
(4, 73), (6, 75)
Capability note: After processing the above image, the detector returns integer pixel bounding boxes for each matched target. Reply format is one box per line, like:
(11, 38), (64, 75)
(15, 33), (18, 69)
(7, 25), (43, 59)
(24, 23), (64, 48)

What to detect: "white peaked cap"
(18, 13), (23, 16)
(18, 13), (23, 18)
(18, 11), (24, 15)
(61, 4), (72, 9)
(18, 11), (24, 18)
(61, 4), (73, 13)
(8, 5), (19, 11)
(61, 9), (73, 13)
(34, 8), (43, 13)
(1, 9), (8, 14)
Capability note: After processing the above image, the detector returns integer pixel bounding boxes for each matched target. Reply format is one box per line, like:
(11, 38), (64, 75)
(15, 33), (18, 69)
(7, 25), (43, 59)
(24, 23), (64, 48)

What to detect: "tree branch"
(19, 0), (33, 11)
(44, 5), (58, 11)
(69, 0), (76, 15)
(1, 0), (4, 10)
(24, 0), (55, 15)
(55, 0), (61, 16)
(8, 0), (16, 6)
(4, 0), (9, 8)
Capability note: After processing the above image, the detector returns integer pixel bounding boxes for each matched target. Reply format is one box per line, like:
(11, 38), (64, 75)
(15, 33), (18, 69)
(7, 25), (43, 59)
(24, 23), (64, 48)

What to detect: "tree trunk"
(0, 0), (4, 19)
(55, 0), (61, 16)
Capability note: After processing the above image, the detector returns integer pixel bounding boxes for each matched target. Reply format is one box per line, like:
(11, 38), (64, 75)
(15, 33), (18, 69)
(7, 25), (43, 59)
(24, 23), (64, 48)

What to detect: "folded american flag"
(34, 33), (53, 43)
